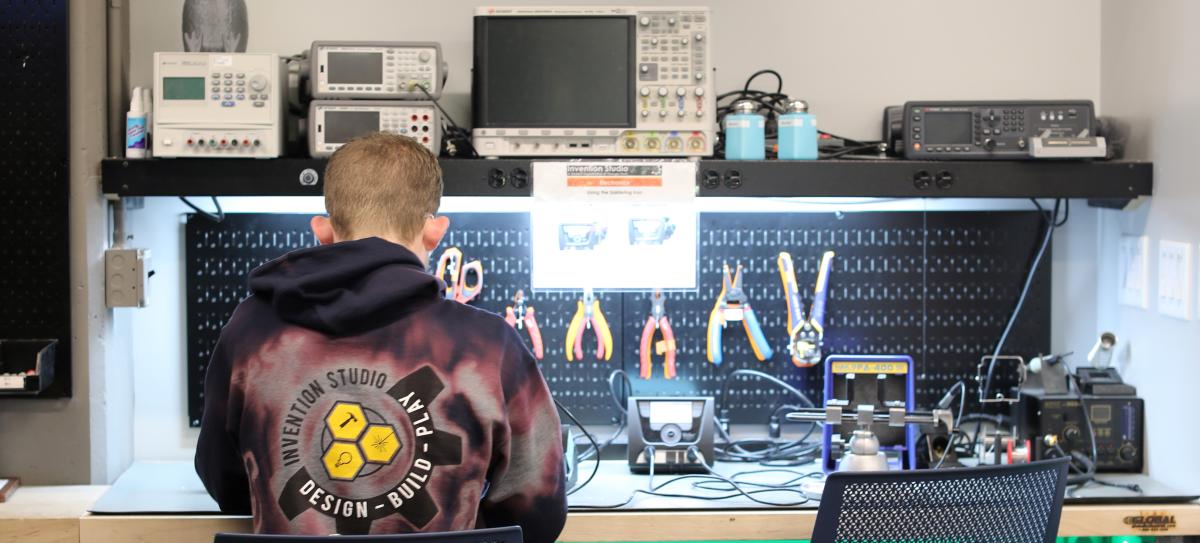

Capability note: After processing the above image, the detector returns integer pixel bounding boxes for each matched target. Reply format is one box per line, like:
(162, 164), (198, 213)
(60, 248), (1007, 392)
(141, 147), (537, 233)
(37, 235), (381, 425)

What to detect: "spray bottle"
(125, 87), (147, 159)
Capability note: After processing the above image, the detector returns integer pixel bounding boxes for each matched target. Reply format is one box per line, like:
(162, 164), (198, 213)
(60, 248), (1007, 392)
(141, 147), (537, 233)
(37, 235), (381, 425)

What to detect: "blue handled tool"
(707, 263), (773, 365)
(778, 250), (835, 367)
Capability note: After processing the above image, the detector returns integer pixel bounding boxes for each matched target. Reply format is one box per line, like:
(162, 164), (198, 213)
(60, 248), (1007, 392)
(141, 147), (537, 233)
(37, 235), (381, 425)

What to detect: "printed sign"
(1123, 512), (1177, 533)
(531, 161), (697, 290)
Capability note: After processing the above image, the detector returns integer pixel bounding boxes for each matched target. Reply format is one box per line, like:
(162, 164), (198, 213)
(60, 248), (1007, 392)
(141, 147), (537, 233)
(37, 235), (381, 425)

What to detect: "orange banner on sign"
(566, 176), (663, 188)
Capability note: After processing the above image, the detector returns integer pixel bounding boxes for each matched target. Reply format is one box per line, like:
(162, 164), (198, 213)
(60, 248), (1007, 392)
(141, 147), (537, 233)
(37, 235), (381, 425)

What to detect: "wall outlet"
(105, 248), (152, 308)
(1118, 235), (1149, 308)
(1157, 240), (1192, 319)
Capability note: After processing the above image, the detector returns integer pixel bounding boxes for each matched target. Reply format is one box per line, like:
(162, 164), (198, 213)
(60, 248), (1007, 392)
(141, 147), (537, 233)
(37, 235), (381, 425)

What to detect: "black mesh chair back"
(812, 457), (1070, 543)
(215, 526), (522, 543)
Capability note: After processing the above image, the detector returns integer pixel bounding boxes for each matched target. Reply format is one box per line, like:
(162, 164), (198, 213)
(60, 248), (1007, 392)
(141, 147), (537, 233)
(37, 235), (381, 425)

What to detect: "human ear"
(310, 215), (336, 245)
(422, 215), (450, 252)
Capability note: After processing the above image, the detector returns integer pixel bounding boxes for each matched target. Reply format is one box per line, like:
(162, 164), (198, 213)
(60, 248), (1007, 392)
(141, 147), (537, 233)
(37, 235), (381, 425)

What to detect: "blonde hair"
(323, 132), (443, 241)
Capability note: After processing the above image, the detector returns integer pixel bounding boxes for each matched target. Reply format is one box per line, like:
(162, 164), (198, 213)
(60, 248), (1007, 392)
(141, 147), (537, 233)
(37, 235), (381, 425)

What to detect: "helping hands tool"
(504, 290), (544, 360)
(639, 289), (677, 379)
(778, 250), (835, 367)
(434, 247), (483, 304)
(566, 288), (613, 361)
(706, 263), (773, 365)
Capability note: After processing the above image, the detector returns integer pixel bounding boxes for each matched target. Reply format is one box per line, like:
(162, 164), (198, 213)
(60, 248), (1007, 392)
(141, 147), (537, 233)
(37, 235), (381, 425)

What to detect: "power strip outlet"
(1118, 235), (1149, 309)
(105, 248), (151, 308)
(1158, 240), (1192, 320)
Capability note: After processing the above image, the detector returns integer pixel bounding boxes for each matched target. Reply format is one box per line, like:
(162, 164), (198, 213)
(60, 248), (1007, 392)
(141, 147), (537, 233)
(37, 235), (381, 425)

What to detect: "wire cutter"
(434, 247), (483, 304)
(640, 289), (677, 379)
(566, 288), (613, 362)
(778, 250), (835, 367)
(504, 290), (544, 360)
(707, 263), (773, 365)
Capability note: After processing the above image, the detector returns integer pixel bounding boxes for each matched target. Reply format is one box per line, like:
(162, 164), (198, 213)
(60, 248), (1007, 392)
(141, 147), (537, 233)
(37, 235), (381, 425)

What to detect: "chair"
(215, 526), (522, 543)
(812, 457), (1070, 543)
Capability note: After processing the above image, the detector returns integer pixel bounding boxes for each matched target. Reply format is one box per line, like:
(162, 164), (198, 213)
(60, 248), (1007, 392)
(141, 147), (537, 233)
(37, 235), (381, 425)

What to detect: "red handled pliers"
(640, 289), (677, 379)
(504, 290), (544, 360)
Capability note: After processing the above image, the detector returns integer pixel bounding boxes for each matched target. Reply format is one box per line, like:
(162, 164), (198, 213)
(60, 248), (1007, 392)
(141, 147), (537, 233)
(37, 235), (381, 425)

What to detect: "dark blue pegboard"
(0, 0), (71, 397)
(186, 211), (1048, 426)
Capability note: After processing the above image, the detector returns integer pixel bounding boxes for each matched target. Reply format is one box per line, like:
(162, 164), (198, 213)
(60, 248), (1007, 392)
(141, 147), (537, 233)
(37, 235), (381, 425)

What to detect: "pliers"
(707, 263), (773, 365)
(434, 247), (483, 304)
(640, 289), (677, 379)
(566, 288), (613, 362)
(778, 250), (835, 367)
(504, 290), (544, 360)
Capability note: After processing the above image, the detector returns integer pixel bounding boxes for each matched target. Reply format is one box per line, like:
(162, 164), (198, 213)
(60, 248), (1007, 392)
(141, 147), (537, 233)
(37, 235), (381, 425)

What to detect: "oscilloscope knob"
(983, 138), (997, 151)
(1063, 425), (1081, 443)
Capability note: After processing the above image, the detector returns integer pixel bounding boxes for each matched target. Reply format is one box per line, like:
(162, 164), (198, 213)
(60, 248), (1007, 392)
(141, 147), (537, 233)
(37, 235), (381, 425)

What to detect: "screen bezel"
(472, 14), (637, 129)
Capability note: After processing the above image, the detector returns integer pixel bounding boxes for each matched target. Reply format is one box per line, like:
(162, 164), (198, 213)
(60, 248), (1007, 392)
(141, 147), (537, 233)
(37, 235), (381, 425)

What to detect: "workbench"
(2, 461), (1197, 543)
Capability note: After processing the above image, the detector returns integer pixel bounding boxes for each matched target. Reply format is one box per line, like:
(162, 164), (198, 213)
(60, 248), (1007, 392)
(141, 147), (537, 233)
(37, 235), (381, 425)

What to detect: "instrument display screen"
(328, 52), (383, 84)
(475, 16), (634, 127)
(324, 111), (380, 144)
(924, 112), (973, 144)
(163, 77), (206, 100)
(648, 401), (694, 426)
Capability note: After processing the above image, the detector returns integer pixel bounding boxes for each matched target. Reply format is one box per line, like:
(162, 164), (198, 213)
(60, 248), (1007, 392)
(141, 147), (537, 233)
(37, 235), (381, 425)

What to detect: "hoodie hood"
(248, 237), (440, 336)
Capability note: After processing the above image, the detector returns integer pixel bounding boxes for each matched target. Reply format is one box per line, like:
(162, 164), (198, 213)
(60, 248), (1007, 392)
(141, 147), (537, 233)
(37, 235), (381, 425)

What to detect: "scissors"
(434, 247), (483, 304)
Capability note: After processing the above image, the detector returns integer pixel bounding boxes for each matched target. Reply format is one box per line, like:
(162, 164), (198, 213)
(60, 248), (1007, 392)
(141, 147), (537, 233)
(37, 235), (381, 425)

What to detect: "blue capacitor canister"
(725, 100), (766, 160)
(778, 99), (818, 160)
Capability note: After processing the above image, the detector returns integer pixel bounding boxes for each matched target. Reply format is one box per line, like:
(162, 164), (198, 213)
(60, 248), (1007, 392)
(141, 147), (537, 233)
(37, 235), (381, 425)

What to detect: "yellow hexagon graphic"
(359, 424), (402, 464)
(322, 441), (365, 481)
(325, 402), (367, 441)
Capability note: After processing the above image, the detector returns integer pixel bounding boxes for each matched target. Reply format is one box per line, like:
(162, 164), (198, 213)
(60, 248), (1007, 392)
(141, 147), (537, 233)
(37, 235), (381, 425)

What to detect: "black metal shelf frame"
(101, 158), (1152, 206)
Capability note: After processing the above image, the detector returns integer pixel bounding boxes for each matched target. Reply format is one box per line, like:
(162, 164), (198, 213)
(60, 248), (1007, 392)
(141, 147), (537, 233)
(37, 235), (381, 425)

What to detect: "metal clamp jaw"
(787, 404), (954, 433)
(787, 404), (953, 471)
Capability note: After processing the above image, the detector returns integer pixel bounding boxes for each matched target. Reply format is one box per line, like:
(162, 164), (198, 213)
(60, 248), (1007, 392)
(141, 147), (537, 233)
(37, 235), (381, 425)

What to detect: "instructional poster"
(531, 161), (698, 290)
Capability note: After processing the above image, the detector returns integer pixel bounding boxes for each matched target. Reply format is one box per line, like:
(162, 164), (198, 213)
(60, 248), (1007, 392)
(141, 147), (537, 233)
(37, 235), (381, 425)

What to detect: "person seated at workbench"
(194, 132), (567, 541)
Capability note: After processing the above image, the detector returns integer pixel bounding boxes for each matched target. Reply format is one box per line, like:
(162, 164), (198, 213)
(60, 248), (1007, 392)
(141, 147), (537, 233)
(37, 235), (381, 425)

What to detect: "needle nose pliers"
(505, 289), (544, 360)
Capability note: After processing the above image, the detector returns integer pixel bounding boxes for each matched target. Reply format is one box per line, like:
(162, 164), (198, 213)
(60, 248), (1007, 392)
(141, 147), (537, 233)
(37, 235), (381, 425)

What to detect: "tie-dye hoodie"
(195, 237), (567, 541)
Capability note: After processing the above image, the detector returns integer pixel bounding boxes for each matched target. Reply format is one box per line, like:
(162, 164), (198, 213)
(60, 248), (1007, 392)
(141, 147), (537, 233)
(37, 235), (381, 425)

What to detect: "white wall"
(129, 0), (1101, 141)
(125, 0), (1103, 462)
(1097, 0), (1200, 492)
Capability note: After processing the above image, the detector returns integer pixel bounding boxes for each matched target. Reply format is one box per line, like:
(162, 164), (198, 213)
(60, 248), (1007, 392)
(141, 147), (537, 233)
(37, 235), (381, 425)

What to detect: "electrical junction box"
(105, 248), (151, 308)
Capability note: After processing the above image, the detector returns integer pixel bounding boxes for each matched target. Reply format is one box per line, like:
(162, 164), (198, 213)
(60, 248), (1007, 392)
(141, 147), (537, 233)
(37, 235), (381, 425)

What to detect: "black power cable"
(715, 70), (881, 159)
(180, 196), (225, 223)
(978, 198), (1067, 412)
(414, 84), (478, 158)
(554, 399), (600, 497)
